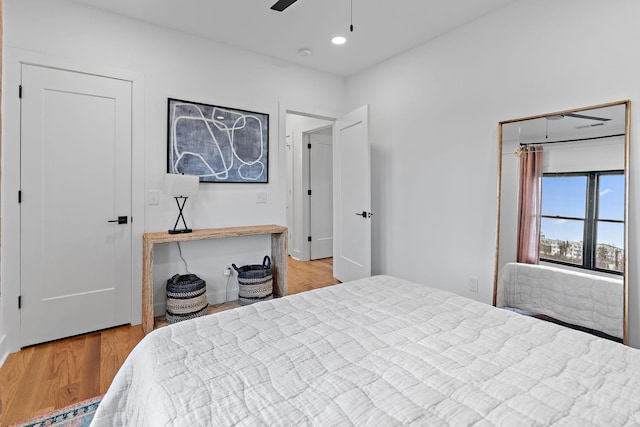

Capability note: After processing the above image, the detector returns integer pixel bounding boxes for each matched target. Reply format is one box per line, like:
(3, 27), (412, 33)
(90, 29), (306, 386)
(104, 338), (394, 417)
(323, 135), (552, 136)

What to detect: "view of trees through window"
(539, 171), (624, 274)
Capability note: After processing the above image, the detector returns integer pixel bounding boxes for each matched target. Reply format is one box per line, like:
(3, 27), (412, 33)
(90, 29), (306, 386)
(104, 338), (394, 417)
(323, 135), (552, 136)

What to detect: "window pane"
(596, 221), (624, 272)
(541, 176), (587, 218)
(598, 174), (624, 221)
(539, 218), (584, 265)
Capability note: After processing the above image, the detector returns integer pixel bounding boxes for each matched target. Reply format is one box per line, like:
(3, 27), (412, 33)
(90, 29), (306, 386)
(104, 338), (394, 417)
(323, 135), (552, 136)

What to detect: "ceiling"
(69, 0), (518, 76)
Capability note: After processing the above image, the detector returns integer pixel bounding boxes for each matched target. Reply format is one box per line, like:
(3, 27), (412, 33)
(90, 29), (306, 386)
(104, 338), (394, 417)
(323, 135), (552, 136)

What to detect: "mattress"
(91, 275), (640, 426)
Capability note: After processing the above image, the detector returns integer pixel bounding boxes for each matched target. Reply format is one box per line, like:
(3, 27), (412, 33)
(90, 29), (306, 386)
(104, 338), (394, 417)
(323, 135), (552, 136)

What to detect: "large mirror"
(494, 100), (630, 344)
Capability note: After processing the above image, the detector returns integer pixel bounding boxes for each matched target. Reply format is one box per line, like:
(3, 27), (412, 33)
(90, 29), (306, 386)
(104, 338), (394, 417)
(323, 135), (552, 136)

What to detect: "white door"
(333, 105), (371, 282)
(20, 64), (132, 347)
(310, 131), (333, 259)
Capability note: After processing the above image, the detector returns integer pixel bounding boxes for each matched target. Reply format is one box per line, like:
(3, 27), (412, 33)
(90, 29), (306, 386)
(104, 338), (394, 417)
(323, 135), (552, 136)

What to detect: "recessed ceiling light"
(298, 48), (312, 57)
(332, 36), (347, 45)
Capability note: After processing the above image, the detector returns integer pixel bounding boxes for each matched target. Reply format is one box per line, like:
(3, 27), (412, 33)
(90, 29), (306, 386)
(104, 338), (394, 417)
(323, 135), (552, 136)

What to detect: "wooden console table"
(142, 225), (288, 334)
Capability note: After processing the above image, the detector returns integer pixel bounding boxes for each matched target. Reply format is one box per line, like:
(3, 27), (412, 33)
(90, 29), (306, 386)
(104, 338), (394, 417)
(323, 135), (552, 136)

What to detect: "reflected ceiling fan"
(565, 112), (611, 122)
(547, 112), (611, 122)
(271, 0), (300, 12)
(547, 112), (612, 129)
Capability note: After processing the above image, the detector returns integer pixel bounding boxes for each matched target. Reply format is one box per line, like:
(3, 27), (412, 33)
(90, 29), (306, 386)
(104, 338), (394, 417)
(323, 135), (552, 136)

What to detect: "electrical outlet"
(256, 191), (268, 204)
(468, 276), (478, 293)
(223, 267), (232, 276)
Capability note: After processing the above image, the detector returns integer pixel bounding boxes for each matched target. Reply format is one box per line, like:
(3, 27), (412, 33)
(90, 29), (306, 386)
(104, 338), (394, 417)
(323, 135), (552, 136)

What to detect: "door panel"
(20, 64), (132, 346)
(310, 132), (333, 259)
(333, 105), (371, 282)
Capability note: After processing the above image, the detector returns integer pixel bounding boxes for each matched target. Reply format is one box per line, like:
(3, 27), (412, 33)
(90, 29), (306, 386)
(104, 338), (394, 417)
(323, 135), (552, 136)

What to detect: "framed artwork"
(167, 98), (269, 183)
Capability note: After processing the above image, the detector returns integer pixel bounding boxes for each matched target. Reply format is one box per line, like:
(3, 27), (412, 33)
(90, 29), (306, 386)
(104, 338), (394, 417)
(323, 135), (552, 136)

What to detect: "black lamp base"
(169, 196), (193, 235)
(169, 228), (193, 234)
(168, 228), (192, 234)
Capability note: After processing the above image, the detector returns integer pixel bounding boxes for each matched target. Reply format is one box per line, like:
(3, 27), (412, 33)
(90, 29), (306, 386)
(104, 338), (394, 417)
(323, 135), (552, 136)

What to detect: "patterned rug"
(8, 395), (102, 427)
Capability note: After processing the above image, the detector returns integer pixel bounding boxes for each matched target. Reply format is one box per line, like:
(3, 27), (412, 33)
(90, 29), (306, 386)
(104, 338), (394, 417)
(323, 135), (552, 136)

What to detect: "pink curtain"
(516, 146), (543, 264)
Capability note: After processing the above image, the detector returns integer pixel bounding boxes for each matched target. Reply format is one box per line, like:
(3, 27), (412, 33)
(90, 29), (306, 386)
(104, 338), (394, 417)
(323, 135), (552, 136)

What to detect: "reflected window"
(596, 174), (625, 272)
(539, 171), (624, 274)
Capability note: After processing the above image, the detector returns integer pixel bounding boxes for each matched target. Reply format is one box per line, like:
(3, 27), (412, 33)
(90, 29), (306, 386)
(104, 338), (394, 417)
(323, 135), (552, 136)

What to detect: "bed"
(91, 275), (640, 426)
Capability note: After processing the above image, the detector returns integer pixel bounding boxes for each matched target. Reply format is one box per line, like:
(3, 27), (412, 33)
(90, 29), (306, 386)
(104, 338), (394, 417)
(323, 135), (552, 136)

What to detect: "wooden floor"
(0, 256), (339, 425)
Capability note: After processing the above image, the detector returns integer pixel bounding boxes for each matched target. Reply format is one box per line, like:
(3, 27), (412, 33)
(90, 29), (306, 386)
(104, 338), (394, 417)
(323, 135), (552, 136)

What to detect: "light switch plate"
(256, 191), (268, 204)
(147, 190), (160, 205)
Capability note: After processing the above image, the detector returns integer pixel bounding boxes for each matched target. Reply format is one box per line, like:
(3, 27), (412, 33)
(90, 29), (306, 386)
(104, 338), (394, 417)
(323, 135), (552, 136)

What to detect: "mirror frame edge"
(493, 122), (503, 307)
(492, 99), (631, 345)
(624, 99), (631, 345)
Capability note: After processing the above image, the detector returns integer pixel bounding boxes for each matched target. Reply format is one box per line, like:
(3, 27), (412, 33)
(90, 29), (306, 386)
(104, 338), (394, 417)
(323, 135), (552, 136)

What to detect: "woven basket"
(166, 273), (208, 324)
(233, 255), (273, 305)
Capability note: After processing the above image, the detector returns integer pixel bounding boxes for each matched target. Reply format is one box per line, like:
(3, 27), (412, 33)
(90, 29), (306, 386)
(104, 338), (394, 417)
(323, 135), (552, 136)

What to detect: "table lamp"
(165, 173), (199, 234)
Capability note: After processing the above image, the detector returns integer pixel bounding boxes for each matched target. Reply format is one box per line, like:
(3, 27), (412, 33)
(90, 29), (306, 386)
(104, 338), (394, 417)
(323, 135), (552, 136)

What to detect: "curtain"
(516, 146), (543, 264)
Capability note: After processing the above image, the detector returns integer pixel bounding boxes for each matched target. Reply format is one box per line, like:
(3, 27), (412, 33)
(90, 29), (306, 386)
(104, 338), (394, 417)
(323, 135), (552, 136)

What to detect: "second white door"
(309, 131), (333, 260)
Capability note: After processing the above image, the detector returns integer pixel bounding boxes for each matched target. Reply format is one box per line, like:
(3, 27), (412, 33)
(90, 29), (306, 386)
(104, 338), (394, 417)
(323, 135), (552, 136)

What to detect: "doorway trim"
(1, 48), (145, 357)
(279, 102), (339, 263)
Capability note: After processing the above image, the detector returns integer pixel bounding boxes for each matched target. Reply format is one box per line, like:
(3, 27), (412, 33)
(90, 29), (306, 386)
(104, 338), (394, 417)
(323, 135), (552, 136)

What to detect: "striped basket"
(166, 273), (208, 324)
(233, 256), (273, 305)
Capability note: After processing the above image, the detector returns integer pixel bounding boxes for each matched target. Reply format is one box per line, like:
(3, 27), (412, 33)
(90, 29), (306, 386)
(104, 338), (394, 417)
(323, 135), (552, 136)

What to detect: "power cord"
(176, 241), (234, 306)
(223, 272), (232, 304)
(176, 241), (191, 274)
(210, 272), (233, 308)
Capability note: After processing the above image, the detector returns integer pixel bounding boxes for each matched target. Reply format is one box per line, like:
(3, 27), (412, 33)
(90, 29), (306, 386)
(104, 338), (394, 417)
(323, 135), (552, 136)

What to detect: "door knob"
(107, 216), (128, 225)
(355, 211), (372, 218)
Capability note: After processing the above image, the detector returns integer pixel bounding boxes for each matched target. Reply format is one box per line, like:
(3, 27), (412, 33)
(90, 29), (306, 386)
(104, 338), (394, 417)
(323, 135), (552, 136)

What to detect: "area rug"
(8, 395), (102, 427)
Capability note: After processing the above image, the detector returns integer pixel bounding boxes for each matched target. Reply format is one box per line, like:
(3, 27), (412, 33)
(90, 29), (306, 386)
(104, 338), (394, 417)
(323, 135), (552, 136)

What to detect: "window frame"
(539, 170), (624, 275)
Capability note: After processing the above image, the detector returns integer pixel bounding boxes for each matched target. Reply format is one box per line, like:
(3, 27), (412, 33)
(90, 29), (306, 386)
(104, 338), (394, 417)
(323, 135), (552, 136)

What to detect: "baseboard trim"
(0, 333), (9, 369)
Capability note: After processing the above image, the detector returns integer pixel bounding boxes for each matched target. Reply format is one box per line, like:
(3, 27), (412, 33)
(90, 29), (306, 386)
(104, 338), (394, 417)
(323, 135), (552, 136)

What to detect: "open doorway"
(285, 113), (334, 262)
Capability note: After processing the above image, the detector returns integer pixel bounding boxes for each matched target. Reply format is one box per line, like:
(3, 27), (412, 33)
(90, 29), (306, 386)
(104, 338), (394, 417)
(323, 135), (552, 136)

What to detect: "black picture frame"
(167, 98), (269, 183)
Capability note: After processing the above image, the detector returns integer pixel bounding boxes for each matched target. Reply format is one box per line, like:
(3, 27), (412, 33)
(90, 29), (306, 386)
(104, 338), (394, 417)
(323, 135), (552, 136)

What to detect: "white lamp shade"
(165, 173), (199, 196)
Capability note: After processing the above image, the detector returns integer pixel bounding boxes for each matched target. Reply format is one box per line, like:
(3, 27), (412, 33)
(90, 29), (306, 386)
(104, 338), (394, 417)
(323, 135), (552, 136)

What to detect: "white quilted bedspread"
(92, 275), (640, 426)
(497, 263), (623, 339)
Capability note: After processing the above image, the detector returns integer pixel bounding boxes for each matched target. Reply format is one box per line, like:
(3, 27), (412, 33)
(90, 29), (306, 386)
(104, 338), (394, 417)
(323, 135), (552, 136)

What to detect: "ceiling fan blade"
(271, 0), (298, 11)
(576, 122), (605, 129)
(565, 112), (612, 122)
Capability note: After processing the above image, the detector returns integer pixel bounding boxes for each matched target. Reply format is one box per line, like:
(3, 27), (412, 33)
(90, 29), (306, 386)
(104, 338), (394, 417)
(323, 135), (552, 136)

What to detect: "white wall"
(345, 0), (640, 346)
(1, 0), (345, 353)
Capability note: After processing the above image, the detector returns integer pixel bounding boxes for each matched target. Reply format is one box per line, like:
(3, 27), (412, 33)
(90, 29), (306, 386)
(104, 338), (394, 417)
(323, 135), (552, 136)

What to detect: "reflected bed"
(92, 275), (640, 426)
(496, 262), (624, 343)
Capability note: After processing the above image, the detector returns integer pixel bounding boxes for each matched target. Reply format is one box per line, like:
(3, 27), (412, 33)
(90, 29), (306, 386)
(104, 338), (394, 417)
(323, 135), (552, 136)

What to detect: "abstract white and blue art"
(167, 98), (269, 183)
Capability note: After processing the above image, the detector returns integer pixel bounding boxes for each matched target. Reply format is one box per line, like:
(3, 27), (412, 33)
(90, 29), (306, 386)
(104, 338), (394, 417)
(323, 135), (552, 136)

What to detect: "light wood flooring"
(0, 256), (339, 425)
